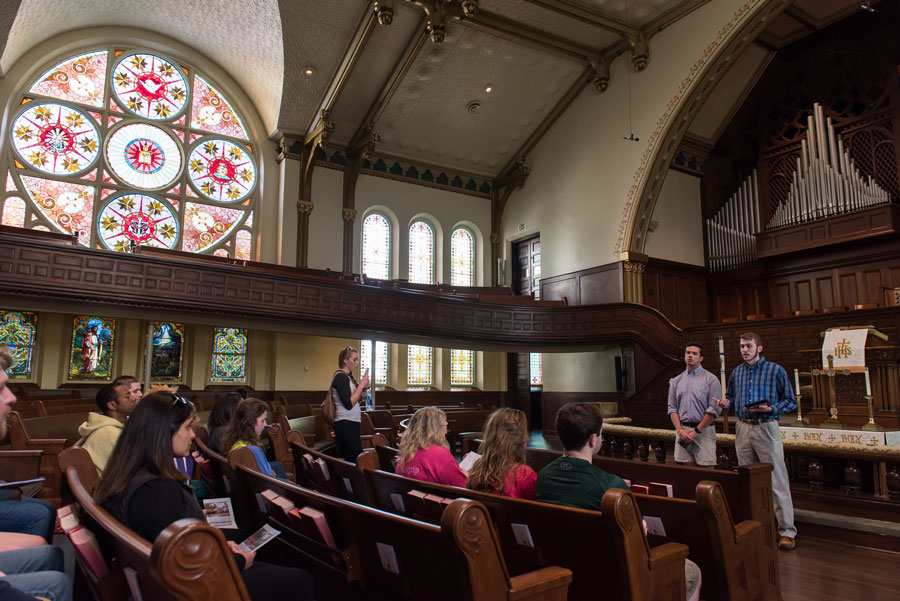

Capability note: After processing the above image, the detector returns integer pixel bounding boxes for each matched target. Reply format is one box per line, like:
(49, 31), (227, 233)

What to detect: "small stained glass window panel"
(12, 103), (100, 176)
(450, 349), (474, 386)
(97, 193), (178, 252)
(190, 75), (249, 139)
(21, 176), (93, 244)
(362, 213), (390, 280)
(105, 122), (183, 190)
(408, 221), (434, 284)
(450, 228), (474, 287)
(2, 197), (26, 227)
(407, 345), (433, 386)
(360, 340), (388, 386)
(235, 230), (252, 260)
(210, 327), (247, 383)
(529, 353), (543, 386)
(187, 139), (257, 203)
(29, 51), (108, 107)
(0, 310), (38, 379)
(111, 52), (188, 120)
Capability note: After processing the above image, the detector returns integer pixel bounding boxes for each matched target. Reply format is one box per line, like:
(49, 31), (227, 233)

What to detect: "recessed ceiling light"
(304, 67), (314, 76)
(484, 84), (494, 93)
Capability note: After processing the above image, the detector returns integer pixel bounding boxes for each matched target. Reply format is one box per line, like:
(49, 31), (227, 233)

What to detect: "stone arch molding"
(616, 0), (789, 256)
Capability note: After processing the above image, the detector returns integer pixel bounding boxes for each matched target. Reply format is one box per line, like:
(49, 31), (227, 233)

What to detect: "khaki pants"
(735, 420), (797, 538)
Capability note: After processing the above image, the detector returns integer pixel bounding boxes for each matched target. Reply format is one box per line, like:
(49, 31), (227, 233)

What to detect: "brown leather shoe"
(778, 536), (796, 550)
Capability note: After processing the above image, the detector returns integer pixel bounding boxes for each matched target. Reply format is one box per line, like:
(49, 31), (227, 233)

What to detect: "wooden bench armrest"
(648, 541), (689, 567)
(0, 450), (42, 481)
(648, 542), (688, 601)
(27, 438), (66, 450)
(508, 566), (573, 601)
(733, 519), (761, 541)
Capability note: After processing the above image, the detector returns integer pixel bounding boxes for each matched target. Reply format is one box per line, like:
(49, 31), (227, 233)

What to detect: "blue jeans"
(0, 498), (57, 543)
(0, 546), (72, 601)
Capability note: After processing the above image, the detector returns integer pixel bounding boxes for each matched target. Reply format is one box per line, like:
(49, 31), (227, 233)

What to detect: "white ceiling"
(1, 0), (880, 180)
(2, 0), (285, 135)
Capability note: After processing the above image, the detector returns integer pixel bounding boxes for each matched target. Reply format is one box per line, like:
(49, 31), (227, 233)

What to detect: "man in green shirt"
(536, 403), (627, 510)
(536, 402), (702, 600)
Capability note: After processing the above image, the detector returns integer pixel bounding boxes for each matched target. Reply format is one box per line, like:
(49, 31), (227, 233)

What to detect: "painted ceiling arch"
(1, 0), (284, 134)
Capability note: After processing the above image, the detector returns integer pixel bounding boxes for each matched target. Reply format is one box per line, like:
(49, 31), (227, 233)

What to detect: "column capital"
(342, 207), (358, 222)
(490, 232), (501, 245)
(297, 200), (314, 216)
(276, 134), (305, 163)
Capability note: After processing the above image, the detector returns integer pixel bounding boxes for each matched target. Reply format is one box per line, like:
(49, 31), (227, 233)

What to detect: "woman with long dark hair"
(220, 398), (284, 479)
(95, 392), (313, 601)
(329, 346), (369, 463)
(206, 391), (242, 454)
(466, 408), (536, 499)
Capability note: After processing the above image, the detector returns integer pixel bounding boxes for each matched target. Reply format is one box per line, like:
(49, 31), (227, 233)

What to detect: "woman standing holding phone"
(331, 346), (369, 463)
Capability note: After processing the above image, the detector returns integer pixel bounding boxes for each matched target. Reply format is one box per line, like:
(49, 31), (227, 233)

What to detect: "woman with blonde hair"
(467, 408), (536, 499)
(396, 407), (467, 487)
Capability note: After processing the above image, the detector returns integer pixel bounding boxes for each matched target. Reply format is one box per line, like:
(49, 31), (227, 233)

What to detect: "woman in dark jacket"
(94, 391), (313, 601)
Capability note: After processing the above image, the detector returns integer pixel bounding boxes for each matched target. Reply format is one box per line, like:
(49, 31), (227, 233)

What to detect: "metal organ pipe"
(766, 102), (890, 230)
(706, 169), (760, 272)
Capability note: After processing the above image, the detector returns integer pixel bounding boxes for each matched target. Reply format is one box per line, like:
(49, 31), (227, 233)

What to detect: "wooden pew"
(278, 414), (335, 453)
(364, 468), (690, 601)
(374, 444), (399, 472)
(263, 424), (296, 482)
(0, 449), (42, 482)
(287, 439), (373, 504)
(525, 448), (780, 601)
(5, 410), (89, 504)
(233, 464), (573, 601)
(58, 446), (99, 503)
(65, 466), (251, 601)
(194, 437), (255, 527)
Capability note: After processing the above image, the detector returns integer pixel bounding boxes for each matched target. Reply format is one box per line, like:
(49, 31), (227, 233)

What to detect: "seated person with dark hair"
(536, 403), (702, 601)
(78, 383), (136, 475)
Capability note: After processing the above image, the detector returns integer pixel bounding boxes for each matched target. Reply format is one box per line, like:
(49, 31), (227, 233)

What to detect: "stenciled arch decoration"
(2, 48), (258, 259)
(615, 0), (788, 259)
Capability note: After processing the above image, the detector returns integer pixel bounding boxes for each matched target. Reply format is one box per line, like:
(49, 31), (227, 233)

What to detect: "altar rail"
(598, 423), (900, 524)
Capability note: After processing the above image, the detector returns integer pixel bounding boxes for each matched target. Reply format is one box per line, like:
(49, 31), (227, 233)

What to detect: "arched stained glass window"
(408, 221), (434, 284)
(4, 49), (256, 257)
(360, 340), (388, 386)
(450, 349), (474, 386)
(362, 213), (390, 280)
(0, 310), (37, 379)
(407, 345), (432, 386)
(529, 353), (543, 387)
(211, 327), (247, 383)
(450, 228), (474, 286)
(151, 321), (184, 382)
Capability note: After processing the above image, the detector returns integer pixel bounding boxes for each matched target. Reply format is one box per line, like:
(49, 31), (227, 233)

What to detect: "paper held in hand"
(459, 451), (481, 472)
(203, 497), (238, 530)
(238, 523), (281, 553)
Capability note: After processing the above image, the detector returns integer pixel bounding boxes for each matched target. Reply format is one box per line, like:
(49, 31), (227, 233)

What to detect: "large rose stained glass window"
(3, 49), (256, 258)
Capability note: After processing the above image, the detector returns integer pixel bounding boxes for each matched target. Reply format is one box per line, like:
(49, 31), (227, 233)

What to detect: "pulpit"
(798, 345), (900, 429)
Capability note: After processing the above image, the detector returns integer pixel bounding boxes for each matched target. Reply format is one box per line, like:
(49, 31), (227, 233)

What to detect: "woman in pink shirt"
(396, 407), (467, 487)
(466, 408), (536, 499)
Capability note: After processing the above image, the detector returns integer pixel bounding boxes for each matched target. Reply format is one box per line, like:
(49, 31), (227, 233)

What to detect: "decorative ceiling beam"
(305, 7), (378, 139)
(449, 6), (603, 65)
(641, 0), (710, 35)
(519, 0), (639, 37)
(349, 23), (429, 150)
(782, 5), (820, 31)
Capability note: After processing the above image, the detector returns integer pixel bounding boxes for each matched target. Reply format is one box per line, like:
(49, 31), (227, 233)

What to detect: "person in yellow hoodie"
(77, 383), (136, 475)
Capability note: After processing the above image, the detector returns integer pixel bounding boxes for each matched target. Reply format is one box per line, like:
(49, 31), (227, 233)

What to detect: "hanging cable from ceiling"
(623, 0), (639, 142)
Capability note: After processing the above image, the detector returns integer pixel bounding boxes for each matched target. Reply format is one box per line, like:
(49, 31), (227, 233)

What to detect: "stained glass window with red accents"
(4, 49), (255, 259)
(407, 345), (433, 386)
(362, 213), (390, 280)
(360, 340), (388, 386)
(408, 221), (434, 284)
(529, 353), (543, 386)
(451, 228), (474, 286)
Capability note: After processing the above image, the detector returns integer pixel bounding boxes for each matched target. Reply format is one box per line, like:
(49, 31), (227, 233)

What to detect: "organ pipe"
(706, 169), (760, 272)
(766, 102), (890, 230)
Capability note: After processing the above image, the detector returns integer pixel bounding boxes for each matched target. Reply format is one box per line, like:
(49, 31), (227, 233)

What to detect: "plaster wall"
(644, 170), (704, 266)
(542, 347), (620, 392)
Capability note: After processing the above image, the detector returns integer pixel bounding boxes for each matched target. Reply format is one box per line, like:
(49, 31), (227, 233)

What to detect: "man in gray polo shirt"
(667, 342), (722, 466)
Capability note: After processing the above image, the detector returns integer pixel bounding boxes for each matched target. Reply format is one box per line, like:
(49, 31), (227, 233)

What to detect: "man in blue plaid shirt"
(715, 332), (797, 550)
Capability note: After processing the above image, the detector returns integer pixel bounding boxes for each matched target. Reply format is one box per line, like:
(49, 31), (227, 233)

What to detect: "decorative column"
(342, 207), (358, 275)
(620, 251), (648, 304)
(297, 200), (314, 267)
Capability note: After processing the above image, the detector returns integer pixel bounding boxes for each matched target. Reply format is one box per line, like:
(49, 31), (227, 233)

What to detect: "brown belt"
(739, 418), (776, 425)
